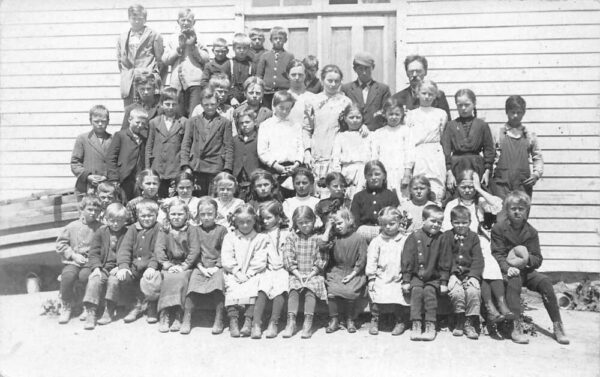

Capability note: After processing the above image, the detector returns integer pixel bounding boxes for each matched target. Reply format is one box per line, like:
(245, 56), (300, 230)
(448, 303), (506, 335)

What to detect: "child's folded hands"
(168, 265), (183, 273)
(72, 254), (87, 265)
(143, 267), (156, 279)
(234, 271), (248, 283)
(116, 268), (132, 281)
(109, 267), (119, 276)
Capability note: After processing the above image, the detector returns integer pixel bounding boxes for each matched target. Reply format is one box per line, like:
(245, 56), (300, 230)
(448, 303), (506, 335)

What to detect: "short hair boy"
(82, 203), (130, 329)
(107, 107), (149, 201)
(440, 206), (484, 339)
(491, 191), (569, 345)
(401, 204), (448, 341)
(181, 88), (233, 196)
(116, 199), (162, 324)
(120, 73), (161, 136)
(117, 4), (164, 107)
(256, 26), (295, 109)
(248, 28), (267, 65)
(146, 87), (188, 198)
(56, 195), (103, 324)
(161, 8), (210, 117)
(199, 38), (231, 91)
(230, 33), (256, 105)
(341, 51), (391, 131)
(490, 96), (543, 200)
(71, 105), (113, 195)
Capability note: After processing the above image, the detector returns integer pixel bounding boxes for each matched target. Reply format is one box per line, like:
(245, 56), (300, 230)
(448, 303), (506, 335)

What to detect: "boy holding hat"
(341, 51), (391, 131)
(491, 190), (569, 345)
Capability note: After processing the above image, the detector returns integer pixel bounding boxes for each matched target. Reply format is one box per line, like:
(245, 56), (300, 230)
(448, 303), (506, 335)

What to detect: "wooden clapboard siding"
(401, 0), (600, 272)
(0, 0), (239, 199)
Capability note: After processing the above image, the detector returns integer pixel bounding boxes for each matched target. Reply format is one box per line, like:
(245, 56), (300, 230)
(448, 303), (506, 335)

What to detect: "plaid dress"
(283, 232), (328, 301)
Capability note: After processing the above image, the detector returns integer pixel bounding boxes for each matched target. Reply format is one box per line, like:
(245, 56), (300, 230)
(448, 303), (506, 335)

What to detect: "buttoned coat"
(71, 131), (113, 193)
(116, 27), (164, 99)
(145, 115), (187, 179)
(341, 79), (391, 131)
(106, 129), (146, 183)
(180, 114), (233, 174)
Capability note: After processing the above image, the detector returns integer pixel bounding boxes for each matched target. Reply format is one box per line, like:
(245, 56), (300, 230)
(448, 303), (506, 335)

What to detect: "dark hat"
(507, 245), (529, 268)
(353, 52), (375, 67)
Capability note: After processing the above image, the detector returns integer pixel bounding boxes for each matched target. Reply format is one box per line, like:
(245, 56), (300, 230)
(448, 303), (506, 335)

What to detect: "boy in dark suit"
(256, 26), (295, 109)
(341, 52), (391, 131)
(145, 87), (187, 198)
(82, 203), (129, 330)
(180, 88), (233, 196)
(107, 107), (149, 201)
(71, 105), (113, 195)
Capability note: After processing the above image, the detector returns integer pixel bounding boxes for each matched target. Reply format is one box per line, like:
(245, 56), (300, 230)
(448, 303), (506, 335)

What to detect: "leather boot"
(484, 299), (505, 324)
(170, 308), (182, 332)
(212, 307), (224, 335)
(510, 319), (529, 344)
(158, 309), (170, 333)
(421, 321), (437, 341)
(240, 316), (252, 337)
(369, 315), (379, 335)
(124, 300), (143, 323)
(497, 296), (515, 320)
(59, 300), (72, 324)
(391, 320), (407, 336)
(146, 301), (158, 324)
(553, 321), (570, 345)
(265, 319), (278, 338)
(251, 321), (263, 339)
(229, 316), (240, 338)
(410, 320), (422, 341)
(301, 314), (314, 339)
(84, 305), (96, 330)
(97, 301), (115, 326)
(326, 316), (340, 333)
(453, 313), (465, 337)
(464, 316), (479, 339)
(346, 317), (357, 333)
(282, 313), (296, 338)
(179, 307), (193, 335)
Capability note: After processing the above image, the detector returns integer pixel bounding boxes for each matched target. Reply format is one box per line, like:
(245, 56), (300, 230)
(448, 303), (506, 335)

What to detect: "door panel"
(245, 11), (396, 92)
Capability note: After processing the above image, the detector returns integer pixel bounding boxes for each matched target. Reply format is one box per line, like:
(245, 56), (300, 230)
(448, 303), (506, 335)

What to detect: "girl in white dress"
(372, 98), (412, 197)
(406, 79), (448, 204)
(331, 103), (372, 200)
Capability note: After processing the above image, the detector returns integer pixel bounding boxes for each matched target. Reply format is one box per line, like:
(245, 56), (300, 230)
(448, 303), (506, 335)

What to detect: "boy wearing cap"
(491, 190), (569, 345)
(341, 52), (391, 131)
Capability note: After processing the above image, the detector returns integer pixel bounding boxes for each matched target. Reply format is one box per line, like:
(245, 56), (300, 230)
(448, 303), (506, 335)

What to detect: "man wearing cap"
(341, 52), (391, 131)
(392, 55), (451, 119)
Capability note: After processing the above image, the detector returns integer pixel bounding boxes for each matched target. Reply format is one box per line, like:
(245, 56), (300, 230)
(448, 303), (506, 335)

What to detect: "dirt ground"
(0, 291), (598, 377)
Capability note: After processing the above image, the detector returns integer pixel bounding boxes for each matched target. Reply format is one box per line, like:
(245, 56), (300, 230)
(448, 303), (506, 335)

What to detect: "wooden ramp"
(0, 188), (80, 263)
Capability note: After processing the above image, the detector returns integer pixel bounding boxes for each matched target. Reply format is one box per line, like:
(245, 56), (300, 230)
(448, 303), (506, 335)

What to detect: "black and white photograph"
(0, 0), (598, 376)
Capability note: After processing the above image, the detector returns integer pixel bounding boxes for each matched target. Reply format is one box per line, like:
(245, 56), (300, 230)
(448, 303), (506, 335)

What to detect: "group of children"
(59, 4), (569, 346)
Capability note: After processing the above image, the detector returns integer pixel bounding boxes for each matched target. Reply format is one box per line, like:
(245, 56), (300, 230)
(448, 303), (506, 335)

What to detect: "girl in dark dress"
(325, 208), (368, 334)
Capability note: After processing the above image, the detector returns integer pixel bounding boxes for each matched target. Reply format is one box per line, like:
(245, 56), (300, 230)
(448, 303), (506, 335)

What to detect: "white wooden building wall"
(0, 0), (240, 197)
(398, 0), (600, 272)
(0, 0), (598, 272)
